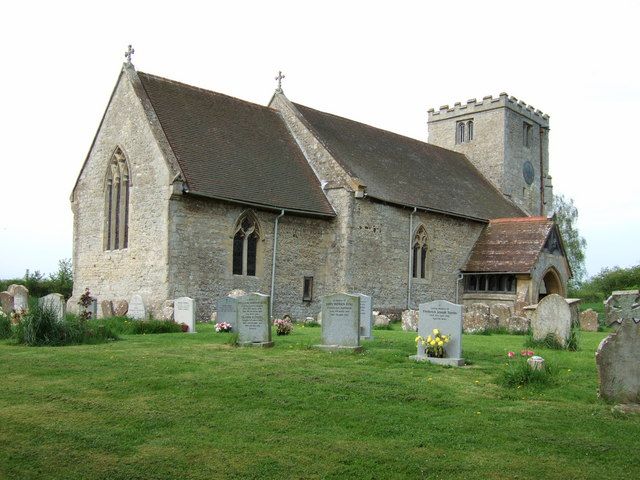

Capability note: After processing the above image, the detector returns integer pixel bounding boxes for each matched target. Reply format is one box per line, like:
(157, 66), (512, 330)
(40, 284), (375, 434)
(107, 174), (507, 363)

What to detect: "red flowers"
(508, 351), (515, 358)
(521, 350), (534, 357)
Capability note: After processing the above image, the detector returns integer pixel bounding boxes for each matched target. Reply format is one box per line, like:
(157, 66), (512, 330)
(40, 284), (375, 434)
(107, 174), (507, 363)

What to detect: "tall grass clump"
(87, 317), (183, 335)
(0, 309), (12, 339)
(524, 327), (580, 351)
(498, 350), (556, 388)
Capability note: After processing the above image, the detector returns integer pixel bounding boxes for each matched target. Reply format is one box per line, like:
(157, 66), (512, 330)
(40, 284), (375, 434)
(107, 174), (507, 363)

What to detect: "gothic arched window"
(412, 225), (428, 279)
(233, 211), (261, 276)
(457, 122), (466, 144)
(104, 147), (130, 250)
(467, 120), (474, 141)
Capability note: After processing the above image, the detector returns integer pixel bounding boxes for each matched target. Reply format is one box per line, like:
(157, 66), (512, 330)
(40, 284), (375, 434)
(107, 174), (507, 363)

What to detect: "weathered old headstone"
(411, 300), (464, 366)
(316, 293), (361, 351)
(463, 303), (497, 333)
(100, 300), (114, 318)
(401, 309), (418, 332)
(566, 298), (582, 327)
(174, 297), (196, 333)
(38, 293), (66, 321)
(88, 299), (98, 320)
(355, 293), (373, 340)
(580, 309), (599, 332)
(605, 290), (640, 325)
(8, 285), (29, 311)
(506, 315), (529, 334)
(596, 317), (640, 404)
(528, 293), (572, 347)
(236, 293), (272, 347)
(128, 294), (146, 320)
(217, 296), (239, 330)
(113, 300), (129, 317)
(0, 292), (14, 314)
(492, 303), (512, 330)
(374, 313), (390, 327)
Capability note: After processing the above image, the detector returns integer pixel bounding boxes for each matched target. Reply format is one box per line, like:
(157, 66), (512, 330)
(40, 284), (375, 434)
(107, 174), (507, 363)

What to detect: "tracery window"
(467, 120), (474, 141)
(412, 225), (428, 279)
(233, 211), (260, 276)
(104, 147), (130, 250)
(456, 122), (466, 144)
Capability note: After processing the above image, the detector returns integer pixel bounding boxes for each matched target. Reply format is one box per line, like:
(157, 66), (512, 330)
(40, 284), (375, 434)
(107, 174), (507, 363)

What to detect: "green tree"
(552, 194), (587, 288)
(49, 259), (73, 299)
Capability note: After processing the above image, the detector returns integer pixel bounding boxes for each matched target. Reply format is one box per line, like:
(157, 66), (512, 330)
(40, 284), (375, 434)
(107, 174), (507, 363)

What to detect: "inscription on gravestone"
(412, 300), (464, 366)
(237, 293), (272, 346)
(128, 295), (146, 320)
(217, 296), (239, 329)
(318, 293), (361, 350)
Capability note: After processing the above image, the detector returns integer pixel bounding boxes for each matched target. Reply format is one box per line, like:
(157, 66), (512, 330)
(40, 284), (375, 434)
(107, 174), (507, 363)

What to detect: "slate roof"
(463, 217), (556, 273)
(137, 72), (335, 217)
(292, 103), (524, 221)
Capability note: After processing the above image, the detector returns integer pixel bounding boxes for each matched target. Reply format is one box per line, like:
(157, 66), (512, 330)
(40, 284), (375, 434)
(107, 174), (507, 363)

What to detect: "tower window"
(303, 277), (313, 302)
(456, 122), (466, 144)
(523, 122), (532, 148)
(467, 120), (474, 141)
(456, 120), (473, 144)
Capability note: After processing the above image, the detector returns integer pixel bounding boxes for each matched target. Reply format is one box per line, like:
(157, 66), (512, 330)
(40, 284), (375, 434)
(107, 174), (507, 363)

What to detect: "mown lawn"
(0, 325), (638, 479)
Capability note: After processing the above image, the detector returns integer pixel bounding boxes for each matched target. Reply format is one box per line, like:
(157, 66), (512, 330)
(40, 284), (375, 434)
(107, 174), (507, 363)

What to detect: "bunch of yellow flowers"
(415, 328), (450, 358)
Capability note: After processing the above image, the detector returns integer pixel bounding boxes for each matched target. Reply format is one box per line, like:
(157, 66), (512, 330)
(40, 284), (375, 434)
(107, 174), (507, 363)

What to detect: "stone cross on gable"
(605, 290), (640, 325)
(275, 71), (285, 92)
(125, 45), (135, 64)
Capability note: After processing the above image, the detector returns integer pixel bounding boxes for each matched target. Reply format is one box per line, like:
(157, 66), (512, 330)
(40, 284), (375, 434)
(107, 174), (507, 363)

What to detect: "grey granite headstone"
(174, 297), (196, 333)
(316, 293), (361, 351)
(236, 293), (272, 347)
(39, 293), (66, 321)
(100, 300), (114, 318)
(128, 294), (146, 320)
(355, 293), (373, 340)
(411, 300), (464, 366)
(217, 296), (239, 330)
(0, 292), (13, 314)
(8, 285), (28, 311)
(596, 317), (640, 404)
(529, 294), (572, 347)
(89, 299), (98, 320)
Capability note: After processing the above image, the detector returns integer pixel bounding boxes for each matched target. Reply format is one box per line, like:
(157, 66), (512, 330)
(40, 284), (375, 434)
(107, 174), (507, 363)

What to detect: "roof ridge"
(490, 216), (549, 223)
(137, 71), (273, 114)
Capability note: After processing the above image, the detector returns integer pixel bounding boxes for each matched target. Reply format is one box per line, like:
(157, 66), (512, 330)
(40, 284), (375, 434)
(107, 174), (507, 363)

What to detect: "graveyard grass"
(1, 326), (639, 480)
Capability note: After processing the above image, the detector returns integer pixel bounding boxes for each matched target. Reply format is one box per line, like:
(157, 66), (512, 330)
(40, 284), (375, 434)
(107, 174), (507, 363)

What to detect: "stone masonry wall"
(70, 70), (173, 316)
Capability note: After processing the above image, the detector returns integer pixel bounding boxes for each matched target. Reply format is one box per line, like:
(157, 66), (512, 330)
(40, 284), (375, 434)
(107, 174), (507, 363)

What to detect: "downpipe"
(270, 210), (285, 319)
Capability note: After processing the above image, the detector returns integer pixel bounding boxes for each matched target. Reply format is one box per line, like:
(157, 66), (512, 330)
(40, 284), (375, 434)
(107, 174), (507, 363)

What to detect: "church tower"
(427, 93), (553, 216)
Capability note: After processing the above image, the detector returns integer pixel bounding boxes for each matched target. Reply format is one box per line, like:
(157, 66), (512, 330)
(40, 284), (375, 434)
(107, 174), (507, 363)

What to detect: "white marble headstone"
(319, 293), (361, 349)
(39, 293), (66, 322)
(217, 296), (239, 329)
(128, 294), (146, 320)
(413, 300), (464, 366)
(9, 285), (29, 311)
(236, 293), (271, 346)
(355, 293), (374, 340)
(174, 297), (196, 333)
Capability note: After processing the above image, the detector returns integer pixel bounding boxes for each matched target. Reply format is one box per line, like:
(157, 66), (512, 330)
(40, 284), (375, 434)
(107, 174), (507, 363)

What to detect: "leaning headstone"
(401, 309), (419, 332)
(596, 316), (640, 404)
(39, 293), (66, 321)
(174, 297), (196, 333)
(492, 303), (512, 330)
(355, 293), (373, 340)
(0, 292), (14, 314)
(128, 294), (146, 320)
(411, 300), (464, 366)
(236, 293), (272, 347)
(316, 293), (361, 351)
(113, 300), (129, 317)
(217, 296), (239, 330)
(580, 309), (599, 332)
(100, 300), (114, 318)
(8, 285), (28, 311)
(529, 294), (572, 347)
(605, 290), (640, 325)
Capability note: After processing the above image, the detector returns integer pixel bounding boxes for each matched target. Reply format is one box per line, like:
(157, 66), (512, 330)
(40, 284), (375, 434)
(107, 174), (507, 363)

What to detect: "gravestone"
(596, 317), (640, 404)
(580, 309), (599, 332)
(113, 300), (128, 317)
(8, 285), (28, 311)
(463, 303), (497, 333)
(161, 300), (174, 321)
(174, 297), (196, 333)
(217, 296), (239, 330)
(316, 293), (361, 351)
(411, 300), (464, 366)
(356, 293), (373, 340)
(236, 293), (272, 347)
(506, 315), (529, 334)
(39, 293), (66, 321)
(605, 290), (640, 325)
(528, 294), (572, 347)
(100, 300), (114, 318)
(566, 298), (582, 327)
(0, 292), (13, 313)
(492, 303), (512, 329)
(128, 294), (146, 320)
(401, 309), (418, 332)
(374, 313), (390, 327)
(88, 299), (98, 320)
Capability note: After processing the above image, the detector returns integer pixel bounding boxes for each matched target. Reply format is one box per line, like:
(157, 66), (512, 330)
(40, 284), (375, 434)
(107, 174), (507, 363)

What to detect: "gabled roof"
(291, 103), (524, 221)
(137, 72), (335, 217)
(463, 217), (564, 273)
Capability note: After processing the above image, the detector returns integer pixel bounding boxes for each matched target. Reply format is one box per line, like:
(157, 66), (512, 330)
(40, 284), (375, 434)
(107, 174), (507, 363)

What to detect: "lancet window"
(104, 147), (130, 250)
(233, 212), (261, 276)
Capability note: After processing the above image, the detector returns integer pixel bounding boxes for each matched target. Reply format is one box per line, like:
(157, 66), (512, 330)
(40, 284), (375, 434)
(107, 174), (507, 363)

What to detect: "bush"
(498, 350), (556, 388)
(570, 263), (640, 302)
(274, 318), (293, 336)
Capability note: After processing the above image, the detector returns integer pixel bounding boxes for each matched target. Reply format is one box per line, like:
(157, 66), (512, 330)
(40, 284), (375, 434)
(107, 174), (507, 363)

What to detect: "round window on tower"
(523, 161), (534, 186)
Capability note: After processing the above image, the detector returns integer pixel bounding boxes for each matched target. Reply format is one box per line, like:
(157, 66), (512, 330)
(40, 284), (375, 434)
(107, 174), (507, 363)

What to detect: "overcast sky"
(1, 0), (638, 279)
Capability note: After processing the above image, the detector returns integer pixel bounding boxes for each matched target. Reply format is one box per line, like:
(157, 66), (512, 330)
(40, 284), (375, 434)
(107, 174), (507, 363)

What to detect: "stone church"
(69, 57), (571, 320)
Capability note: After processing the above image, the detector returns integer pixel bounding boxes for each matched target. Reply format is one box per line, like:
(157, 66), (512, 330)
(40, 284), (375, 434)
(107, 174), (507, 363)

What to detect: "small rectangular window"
(303, 277), (313, 302)
(523, 122), (532, 148)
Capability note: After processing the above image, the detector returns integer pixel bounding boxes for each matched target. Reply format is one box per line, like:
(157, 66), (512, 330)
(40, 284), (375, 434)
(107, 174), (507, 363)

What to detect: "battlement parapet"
(428, 92), (550, 126)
